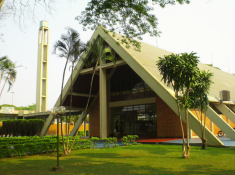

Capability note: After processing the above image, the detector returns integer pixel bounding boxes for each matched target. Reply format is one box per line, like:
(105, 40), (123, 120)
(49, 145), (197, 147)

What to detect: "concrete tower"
(36, 21), (49, 112)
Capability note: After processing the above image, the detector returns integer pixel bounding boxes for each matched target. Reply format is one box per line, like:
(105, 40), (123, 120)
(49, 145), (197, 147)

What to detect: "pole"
(57, 115), (59, 167)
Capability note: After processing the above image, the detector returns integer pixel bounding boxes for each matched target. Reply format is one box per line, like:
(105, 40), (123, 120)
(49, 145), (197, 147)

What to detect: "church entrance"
(110, 104), (157, 138)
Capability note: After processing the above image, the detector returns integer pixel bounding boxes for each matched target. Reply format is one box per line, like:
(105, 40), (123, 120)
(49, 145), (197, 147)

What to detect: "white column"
(100, 61), (107, 139)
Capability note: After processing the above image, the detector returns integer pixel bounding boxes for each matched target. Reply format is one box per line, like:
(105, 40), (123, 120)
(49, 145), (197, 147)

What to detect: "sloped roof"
(110, 32), (235, 103)
(55, 26), (235, 108)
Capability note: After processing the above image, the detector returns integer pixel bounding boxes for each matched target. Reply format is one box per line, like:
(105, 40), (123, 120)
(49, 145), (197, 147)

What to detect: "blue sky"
(0, 0), (234, 109)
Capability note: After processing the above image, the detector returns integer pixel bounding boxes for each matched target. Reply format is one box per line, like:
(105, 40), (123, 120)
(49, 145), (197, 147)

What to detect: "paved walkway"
(86, 137), (235, 148)
(155, 137), (235, 147)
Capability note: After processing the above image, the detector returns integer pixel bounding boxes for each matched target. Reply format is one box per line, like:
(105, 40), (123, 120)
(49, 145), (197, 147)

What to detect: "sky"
(0, 0), (234, 110)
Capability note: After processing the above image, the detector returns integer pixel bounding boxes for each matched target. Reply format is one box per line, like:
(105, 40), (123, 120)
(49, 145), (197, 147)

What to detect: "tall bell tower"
(36, 21), (49, 112)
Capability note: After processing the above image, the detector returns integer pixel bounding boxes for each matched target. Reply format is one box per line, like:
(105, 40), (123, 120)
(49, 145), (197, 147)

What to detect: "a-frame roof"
(49, 26), (235, 145)
(55, 25), (235, 109)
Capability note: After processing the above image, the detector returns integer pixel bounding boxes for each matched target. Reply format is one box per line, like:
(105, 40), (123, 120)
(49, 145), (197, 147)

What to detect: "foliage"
(0, 56), (18, 99)
(1, 119), (44, 136)
(157, 52), (200, 158)
(121, 136), (131, 146)
(103, 137), (118, 148)
(103, 138), (113, 148)
(77, 0), (190, 51)
(121, 135), (138, 146)
(0, 104), (35, 110)
(16, 104), (36, 110)
(90, 137), (100, 148)
(78, 131), (84, 136)
(127, 135), (138, 145)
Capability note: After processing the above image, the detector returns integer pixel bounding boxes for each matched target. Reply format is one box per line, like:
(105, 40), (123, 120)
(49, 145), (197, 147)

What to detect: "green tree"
(0, 0), (189, 48)
(0, 56), (17, 98)
(190, 70), (213, 149)
(157, 52), (199, 158)
(53, 27), (86, 155)
(78, 0), (189, 51)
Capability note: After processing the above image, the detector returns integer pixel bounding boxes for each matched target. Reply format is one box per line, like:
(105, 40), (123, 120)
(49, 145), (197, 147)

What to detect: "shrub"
(33, 119), (44, 135)
(14, 144), (27, 156)
(103, 137), (117, 148)
(121, 136), (130, 146)
(86, 130), (89, 136)
(90, 137), (99, 148)
(127, 135), (138, 145)
(22, 120), (29, 136)
(1, 121), (8, 136)
(7, 120), (14, 136)
(121, 135), (138, 146)
(111, 137), (119, 147)
(78, 131), (84, 136)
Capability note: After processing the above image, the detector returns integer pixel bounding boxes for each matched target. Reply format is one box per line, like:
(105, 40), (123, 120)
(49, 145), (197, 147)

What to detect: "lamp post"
(51, 106), (66, 171)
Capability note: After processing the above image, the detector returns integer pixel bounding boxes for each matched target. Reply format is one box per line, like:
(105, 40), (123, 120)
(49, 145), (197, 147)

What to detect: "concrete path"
(161, 137), (235, 147)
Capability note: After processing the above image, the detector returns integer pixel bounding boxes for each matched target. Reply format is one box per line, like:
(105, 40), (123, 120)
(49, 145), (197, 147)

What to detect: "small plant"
(121, 135), (138, 146)
(90, 137), (99, 148)
(111, 137), (119, 147)
(86, 130), (89, 136)
(86, 140), (92, 149)
(78, 131), (84, 136)
(103, 138), (113, 148)
(127, 135), (138, 145)
(121, 136), (131, 146)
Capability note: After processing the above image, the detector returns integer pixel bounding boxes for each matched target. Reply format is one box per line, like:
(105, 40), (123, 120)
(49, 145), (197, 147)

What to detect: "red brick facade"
(156, 94), (187, 138)
(89, 94), (110, 138)
(90, 93), (186, 138)
(89, 95), (100, 137)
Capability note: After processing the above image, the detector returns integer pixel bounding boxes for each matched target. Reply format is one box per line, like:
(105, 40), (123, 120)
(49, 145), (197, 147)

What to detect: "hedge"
(1, 119), (44, 137)
(0, 136), (93, 158)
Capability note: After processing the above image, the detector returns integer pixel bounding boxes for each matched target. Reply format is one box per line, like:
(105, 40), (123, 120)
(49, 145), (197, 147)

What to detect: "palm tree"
(70, 37), (116, 148)
(157, 52), (200, 159)
(0, 56), (17, 98)
(53, 27), (85, 155)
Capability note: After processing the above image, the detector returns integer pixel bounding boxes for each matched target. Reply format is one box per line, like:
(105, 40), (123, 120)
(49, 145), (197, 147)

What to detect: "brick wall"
(89, 93), (109, 138)
(90, 93), (187, 138)
(156, 95), (187, 138)
(90, 95), (100, 137)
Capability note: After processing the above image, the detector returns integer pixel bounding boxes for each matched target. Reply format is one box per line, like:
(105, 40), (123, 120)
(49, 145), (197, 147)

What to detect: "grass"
(0, 144), (235, 175)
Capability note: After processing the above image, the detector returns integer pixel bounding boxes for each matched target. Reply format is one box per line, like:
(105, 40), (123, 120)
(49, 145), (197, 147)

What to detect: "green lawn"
(0, 144), (235, 175)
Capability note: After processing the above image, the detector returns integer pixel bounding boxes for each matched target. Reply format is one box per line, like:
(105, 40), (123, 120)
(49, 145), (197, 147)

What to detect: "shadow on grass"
(6, 155), (234, 175)
(1, 145), (235, 175)
(120, 144), (181, 155)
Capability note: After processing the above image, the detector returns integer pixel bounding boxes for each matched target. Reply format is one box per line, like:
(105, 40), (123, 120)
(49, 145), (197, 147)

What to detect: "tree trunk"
(69, 58), (100, 151)
(60, 57), (69, 155)
(0, 78), (8, 98)
(66, 63), (74, 155)
(177, 105), (186, 156)
(183, 89), (190, 159)
(175, 90), (186, 156)
(202, 110), (207, 149)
